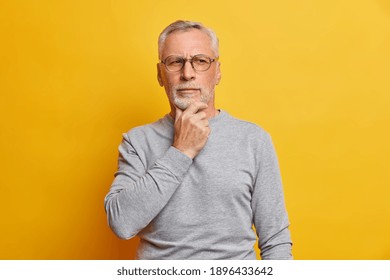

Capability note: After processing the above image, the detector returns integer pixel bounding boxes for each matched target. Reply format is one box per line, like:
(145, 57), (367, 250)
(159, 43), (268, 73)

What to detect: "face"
(157, 29), (221, 110)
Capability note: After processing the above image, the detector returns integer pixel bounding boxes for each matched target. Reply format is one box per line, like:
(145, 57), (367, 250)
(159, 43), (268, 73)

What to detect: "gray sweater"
(104, 110), (292, 259)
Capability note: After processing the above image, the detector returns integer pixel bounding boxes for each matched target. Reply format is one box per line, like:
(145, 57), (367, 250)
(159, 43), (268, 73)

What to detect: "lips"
(177, 88), (199, 92)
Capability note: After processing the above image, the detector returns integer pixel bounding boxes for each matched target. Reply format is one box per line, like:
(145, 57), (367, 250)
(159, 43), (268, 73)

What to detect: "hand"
(172, 102), (210, 159)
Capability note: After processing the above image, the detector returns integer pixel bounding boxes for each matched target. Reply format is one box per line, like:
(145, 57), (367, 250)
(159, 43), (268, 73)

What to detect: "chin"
(172, 92), (211, 110)
(174, 98), (191, 110)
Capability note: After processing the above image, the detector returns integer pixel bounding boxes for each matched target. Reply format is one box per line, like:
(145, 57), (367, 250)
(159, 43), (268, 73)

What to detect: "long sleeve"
(104, 132), (192, 240)
(251, 133), (293, 260)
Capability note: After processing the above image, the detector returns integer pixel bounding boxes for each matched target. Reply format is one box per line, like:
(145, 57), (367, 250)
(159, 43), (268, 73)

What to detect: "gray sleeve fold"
(252, 133), (293, 260)
(104, 133), (192, 240)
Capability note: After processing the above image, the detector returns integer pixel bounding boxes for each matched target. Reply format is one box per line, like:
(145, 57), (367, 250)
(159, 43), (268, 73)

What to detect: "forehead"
(161, 29), (213, 58)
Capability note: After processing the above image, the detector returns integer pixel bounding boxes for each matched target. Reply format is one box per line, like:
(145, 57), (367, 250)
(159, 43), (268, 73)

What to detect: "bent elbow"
(110, 223), (135, 240)
(104, 198), (137, 240)
(106, 213), (138, 240)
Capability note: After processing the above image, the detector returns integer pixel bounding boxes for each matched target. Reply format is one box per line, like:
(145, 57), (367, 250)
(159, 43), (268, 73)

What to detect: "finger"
(205, 127), (211, 137)
(198, 119), (209, 127)
(191, 111), (207, 122)
(185, 101), (208, 115)
(175, 106), (183, 121)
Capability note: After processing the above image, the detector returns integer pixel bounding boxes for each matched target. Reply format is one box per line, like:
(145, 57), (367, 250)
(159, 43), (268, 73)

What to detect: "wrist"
(172, 144), (196, 159)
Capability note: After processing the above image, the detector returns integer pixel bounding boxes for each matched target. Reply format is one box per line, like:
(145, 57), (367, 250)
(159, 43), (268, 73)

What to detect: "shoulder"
(123, 115), (173, 142)
(221, 110), (270, 143)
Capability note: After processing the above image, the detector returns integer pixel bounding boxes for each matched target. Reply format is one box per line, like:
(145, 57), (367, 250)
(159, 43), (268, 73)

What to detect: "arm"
(104, 102), (210, 240)
(252, 133), (293, 260)
(104, 133), (192, 239)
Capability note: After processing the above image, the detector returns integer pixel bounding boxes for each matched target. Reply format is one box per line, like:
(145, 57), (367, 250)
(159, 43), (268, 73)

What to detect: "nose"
(181, 60), (196, 81)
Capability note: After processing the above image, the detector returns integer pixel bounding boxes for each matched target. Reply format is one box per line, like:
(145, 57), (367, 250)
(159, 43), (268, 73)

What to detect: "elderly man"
(104, 20), (292, 260)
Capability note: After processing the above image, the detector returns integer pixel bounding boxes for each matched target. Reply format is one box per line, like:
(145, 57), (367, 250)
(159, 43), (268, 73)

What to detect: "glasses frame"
(160, 54), (218, 72)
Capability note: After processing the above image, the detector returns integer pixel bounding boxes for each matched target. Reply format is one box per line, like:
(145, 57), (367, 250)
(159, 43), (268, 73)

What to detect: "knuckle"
(182, 115), (190, 123)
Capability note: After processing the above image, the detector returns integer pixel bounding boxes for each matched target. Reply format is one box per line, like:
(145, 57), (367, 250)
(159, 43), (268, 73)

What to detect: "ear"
(157, 63), (163, 87)
(215, 62), (222, 85)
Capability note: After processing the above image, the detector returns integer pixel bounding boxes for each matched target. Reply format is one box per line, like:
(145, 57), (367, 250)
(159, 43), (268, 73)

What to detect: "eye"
(166, 57), (183, 66)
(193, 56), (209, 65)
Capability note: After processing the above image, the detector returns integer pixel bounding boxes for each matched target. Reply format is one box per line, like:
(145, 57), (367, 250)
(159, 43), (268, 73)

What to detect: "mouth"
(177, 88), (200, 94)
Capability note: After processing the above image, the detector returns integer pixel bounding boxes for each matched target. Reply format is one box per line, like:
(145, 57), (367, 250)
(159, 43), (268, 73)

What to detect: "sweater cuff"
(155, 146), (193, 180)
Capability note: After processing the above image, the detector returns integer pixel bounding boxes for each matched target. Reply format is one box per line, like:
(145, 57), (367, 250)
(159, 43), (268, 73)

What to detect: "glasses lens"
(164, 56), (183, 71)
(192, 55), (211, 71)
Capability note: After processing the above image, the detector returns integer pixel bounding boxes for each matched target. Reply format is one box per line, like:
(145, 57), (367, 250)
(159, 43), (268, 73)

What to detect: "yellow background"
(1, 0), (389, 259)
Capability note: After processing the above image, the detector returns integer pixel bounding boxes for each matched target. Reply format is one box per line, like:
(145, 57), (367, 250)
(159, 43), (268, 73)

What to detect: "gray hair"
(158, 20), (219, 59)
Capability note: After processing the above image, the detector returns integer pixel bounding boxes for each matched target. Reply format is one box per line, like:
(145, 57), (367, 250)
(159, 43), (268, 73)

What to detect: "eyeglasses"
(160, 54), (218, 72)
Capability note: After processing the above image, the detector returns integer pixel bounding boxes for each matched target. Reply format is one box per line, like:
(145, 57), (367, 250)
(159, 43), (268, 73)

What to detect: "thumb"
(175, 106), (183, 121)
